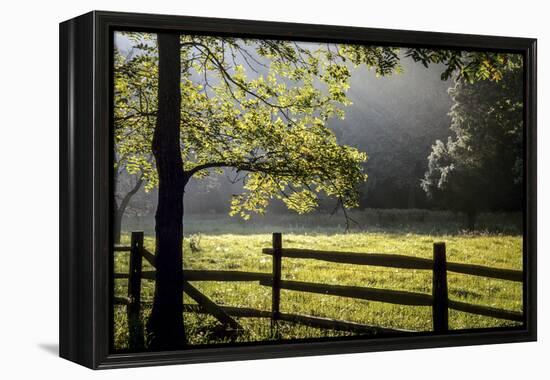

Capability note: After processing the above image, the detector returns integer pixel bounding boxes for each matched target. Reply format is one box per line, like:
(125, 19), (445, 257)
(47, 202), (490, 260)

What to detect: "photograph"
(112, 30), (525, 352)
(0, 0), (546, 377)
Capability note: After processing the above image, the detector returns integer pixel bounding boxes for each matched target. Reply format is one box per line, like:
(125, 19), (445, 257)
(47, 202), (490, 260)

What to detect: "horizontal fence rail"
(114, 270), (270, 282)
(259, 278), (433, 306)
(114, 231), (524, 345)
(114, 271), (521, 322)
(263, 248), (434, 270)
(446, 262), (522, 282)
(448, 300), (523, 322)
(262, 248), (523, 282)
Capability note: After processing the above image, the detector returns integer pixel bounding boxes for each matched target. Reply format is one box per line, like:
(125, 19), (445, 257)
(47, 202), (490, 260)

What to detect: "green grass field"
(113, 226), (523, 350)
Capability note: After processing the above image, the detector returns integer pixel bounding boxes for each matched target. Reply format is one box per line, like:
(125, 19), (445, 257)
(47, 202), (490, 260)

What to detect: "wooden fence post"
(432, 242), (449, 333)
(271, 233), (282, 328)
(128, 231), (144, 350)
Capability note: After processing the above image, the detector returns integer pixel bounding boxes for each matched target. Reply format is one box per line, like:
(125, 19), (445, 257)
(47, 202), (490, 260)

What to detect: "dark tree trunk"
(146, 32), (187, 350)
(113, 209), (123, 245)
(114, 176), (143, 244)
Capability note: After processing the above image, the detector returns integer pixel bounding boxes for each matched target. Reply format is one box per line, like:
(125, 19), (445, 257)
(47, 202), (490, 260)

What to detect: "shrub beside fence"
(114, 231), (523, 350)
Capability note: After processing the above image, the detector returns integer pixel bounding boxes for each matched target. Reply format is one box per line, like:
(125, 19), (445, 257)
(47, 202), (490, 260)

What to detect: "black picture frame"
(59, 10), (537, 369)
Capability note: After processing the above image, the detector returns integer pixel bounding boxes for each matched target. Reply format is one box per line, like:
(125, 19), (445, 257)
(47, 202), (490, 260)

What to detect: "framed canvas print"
(59, 11), (537, 369)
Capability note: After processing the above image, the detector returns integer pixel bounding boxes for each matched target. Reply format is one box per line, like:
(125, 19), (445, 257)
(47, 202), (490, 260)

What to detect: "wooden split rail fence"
(114, 232), (523, 350)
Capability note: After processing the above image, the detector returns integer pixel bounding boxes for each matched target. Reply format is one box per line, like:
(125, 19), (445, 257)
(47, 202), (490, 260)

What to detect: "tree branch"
(116, 174), (144, 216)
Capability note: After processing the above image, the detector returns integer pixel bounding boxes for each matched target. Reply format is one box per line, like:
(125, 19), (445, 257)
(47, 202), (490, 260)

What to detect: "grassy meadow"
(113, 211), (523, 350)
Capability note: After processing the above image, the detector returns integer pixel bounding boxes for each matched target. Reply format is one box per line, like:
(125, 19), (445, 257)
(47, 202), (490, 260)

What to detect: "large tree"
(146, 35), (396, 350)
(421, 58), (523, 228)
(147, 33), (187, 350)
(114, 32), (517, 349)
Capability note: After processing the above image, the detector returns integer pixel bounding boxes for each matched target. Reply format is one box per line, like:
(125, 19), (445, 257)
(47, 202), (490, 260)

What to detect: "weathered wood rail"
(261, 247), (523, 282)
(262, 235), (523, 326)
(114, 231), (523, 348)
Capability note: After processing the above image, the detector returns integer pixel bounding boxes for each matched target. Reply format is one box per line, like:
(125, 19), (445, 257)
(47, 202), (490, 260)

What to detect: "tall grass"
(113, 227), (522, 350)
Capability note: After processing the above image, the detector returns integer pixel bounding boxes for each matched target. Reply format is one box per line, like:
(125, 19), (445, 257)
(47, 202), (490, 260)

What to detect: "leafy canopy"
(421, 56), (523, 218)
(114, 32), (518, 218)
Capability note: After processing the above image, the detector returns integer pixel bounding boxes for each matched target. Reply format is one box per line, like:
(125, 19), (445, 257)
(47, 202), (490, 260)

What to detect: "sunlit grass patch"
(113, 232), (522, 350)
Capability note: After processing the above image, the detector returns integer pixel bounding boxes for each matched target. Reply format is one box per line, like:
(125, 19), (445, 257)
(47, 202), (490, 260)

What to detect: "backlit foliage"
(114, 32), (518, 219)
